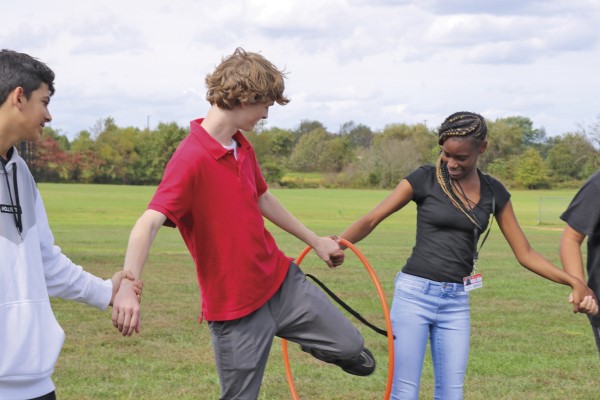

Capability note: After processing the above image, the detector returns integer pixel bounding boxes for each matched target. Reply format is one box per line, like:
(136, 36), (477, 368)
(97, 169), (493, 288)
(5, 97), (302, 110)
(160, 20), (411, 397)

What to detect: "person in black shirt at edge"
(560, 170), (600, 356)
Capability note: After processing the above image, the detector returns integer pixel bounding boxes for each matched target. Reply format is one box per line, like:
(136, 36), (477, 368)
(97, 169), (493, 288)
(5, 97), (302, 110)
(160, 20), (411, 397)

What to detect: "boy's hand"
(112, 272), (143, 336)
(313, 236), (345, 268)
(569, 292), (599, 316)
(110, 270), (143, 305)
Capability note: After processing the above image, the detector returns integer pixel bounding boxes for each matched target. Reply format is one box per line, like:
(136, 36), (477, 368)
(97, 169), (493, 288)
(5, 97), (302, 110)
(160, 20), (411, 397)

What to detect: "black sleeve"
(405, 165), (434, 202)
(481, 174), (511, 216)
(560, 171), (600, 237)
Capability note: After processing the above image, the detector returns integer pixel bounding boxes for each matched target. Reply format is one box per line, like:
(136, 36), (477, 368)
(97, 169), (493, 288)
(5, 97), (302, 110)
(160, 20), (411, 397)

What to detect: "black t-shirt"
(560, 170), (600, 324)
(402, 165), (511, 283)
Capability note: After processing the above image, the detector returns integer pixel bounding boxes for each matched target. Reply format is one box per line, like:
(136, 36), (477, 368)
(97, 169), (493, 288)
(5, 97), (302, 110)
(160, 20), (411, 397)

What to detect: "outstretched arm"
(112, 209), (167, 336)
(340, 179), (413, 245)
(258, 191), (343, 267)
(496, 201), (597, 315)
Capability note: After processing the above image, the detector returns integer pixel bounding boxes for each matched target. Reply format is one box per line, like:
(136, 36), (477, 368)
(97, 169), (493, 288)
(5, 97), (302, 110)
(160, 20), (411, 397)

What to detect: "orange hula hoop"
(281, 238), (394, 400)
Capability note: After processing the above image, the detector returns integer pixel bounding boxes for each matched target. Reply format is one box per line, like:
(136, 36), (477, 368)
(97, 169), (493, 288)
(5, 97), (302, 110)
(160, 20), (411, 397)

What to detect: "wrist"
(569, 277), (584, 290)
(117, 278), (135, 291)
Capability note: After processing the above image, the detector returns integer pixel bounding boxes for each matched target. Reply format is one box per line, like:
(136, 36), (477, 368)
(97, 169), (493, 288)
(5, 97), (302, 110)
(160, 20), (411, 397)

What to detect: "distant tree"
(377, 122), (437, 164)
(344, 136), (423, 188)
(259, 161), (285, 184)
(247, 127), (294, 160)
(545, 133), (598, 182)
(90, 116), (118, 138)
(94, 123), (141, 183)
(133, 122), (188, 184)
(288, 129), (330, 172)
(70, 130), (94, 153)
(480, 118), (523, 169)
(577, 114), (600, 149)
(339, 121), (374, 148)
(269, 128), (295, 158)
(43, 126), (71, 151)
(486, 157), (515, 186)
(33, 134), (72, 182)
(246, 127), (294, 183)
(68, 130), (102, 183)
(24, 114), (600, 188)
(514, 148), (550, 189)
(293, 120), (327, 143)
(590, 115), (600, 148)
(502, 116), (546, 146)
(318, 136), (354, 172)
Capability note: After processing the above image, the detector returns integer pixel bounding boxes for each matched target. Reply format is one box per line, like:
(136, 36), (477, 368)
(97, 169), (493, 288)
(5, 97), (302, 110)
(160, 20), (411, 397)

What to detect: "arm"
(560, 225), (587, 282)
(339, 179), (414, 245)
(560, 225), (597, 312)
(257, 191), (342, 267)
(112, 209), (167, 336)
(496, 201), (597, 314)
(36, 190), (115, 309)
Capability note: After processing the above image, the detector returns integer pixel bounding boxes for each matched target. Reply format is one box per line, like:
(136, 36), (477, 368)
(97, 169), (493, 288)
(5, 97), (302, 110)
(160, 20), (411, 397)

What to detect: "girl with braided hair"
(339, 111), (598, 399)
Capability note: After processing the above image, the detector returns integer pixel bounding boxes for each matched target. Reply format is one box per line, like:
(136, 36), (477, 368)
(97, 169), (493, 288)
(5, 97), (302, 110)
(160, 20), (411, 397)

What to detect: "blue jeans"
(391, 272), (470, 400)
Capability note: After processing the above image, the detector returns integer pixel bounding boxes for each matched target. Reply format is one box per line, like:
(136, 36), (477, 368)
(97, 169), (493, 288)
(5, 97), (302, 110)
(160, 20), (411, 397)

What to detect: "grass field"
(38, 184), (599, 399)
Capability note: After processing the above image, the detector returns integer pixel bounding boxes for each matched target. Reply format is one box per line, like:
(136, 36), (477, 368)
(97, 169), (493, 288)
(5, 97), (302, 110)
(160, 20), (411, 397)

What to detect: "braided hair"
(437, 111), (487, 145)
(436, 112), (487, 229)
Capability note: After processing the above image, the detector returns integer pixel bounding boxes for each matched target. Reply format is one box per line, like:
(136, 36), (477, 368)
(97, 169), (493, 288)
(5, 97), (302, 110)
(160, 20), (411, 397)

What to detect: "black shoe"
(301, 346), (376, 377)
(337, 348), (376, 376)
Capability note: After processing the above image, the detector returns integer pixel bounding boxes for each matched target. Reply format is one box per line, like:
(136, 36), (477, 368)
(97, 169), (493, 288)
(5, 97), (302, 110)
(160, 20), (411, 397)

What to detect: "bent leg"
(273, 263), (364, 361)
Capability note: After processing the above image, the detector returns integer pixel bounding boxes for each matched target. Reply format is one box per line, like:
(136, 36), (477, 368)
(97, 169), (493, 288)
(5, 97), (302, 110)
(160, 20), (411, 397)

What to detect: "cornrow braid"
(435, 111), (487, 228)
(438, 111), (487, 145)
(436, 152), (482, 230)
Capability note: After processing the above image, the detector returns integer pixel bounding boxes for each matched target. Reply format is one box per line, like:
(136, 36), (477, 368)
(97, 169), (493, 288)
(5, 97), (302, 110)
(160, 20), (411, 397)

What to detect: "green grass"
(39, 184), (599, 399)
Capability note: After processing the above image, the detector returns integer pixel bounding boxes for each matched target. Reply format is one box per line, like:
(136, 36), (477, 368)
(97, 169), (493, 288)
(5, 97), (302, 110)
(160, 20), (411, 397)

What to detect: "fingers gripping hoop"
(281, 238), (394, 400)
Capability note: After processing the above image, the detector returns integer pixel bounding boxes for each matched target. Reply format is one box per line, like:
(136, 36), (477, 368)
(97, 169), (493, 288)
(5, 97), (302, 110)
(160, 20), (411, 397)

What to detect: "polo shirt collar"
(190, 118), (251, 160)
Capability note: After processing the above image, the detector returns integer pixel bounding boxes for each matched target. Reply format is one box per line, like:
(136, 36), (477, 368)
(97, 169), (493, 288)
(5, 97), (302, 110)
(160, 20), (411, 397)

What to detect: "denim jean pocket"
(394, 280), (425, 301)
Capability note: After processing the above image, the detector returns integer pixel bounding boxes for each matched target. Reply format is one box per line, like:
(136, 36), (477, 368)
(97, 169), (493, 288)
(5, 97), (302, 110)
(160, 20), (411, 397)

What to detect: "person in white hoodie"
(0, 49), (142, 400)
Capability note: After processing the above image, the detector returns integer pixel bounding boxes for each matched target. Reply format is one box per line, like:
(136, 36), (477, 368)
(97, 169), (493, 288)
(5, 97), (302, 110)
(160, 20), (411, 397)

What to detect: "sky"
(2, 0), (600, 139)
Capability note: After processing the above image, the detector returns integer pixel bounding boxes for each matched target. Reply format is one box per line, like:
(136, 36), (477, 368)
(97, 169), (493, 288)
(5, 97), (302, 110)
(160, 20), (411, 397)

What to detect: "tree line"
(29, 115), (600, 189)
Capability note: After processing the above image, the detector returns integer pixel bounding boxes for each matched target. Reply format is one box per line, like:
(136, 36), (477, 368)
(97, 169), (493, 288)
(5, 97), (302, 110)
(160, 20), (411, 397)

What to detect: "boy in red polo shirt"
(112, 48), (375, 399)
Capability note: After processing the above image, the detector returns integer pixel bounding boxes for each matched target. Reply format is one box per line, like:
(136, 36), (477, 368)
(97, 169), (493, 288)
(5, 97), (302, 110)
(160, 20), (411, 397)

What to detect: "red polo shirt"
(148, 118), (292, 321)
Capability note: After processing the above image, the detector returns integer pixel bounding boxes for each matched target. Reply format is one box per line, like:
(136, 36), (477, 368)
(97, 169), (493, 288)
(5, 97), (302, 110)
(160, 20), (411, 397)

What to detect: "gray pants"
(208, 262), (364, 400)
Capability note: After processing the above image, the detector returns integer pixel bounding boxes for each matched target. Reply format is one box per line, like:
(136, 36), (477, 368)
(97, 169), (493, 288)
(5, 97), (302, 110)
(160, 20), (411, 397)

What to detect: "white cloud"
(1, 0), (599, 138)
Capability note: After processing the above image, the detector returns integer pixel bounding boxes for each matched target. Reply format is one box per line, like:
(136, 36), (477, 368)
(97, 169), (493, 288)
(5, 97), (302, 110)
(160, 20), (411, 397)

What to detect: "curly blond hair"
(205, 47), (290, 110)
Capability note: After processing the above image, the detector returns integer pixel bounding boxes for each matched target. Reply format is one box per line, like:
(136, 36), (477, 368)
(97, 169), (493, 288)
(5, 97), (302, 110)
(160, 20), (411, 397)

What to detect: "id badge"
(463, 273), (483, 291)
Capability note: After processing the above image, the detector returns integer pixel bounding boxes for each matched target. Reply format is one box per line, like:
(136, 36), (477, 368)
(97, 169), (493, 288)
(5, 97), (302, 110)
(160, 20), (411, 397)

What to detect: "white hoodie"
(0, 147), (113, 400)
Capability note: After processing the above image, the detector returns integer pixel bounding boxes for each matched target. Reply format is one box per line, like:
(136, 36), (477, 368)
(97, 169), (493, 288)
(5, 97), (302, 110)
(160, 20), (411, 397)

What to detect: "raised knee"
(338, 333), (364, 360)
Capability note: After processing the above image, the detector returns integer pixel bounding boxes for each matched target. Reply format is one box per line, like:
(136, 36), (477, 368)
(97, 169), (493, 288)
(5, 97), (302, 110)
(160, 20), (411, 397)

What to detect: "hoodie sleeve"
(35, 188), (113, 310)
